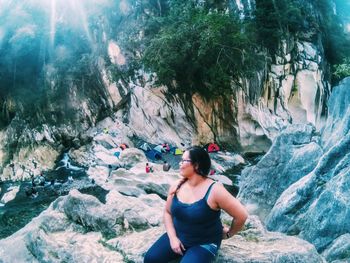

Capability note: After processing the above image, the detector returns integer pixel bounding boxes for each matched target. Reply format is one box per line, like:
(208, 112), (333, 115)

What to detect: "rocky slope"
(0, 132), (326, 262)
(238, 77), (350, 262)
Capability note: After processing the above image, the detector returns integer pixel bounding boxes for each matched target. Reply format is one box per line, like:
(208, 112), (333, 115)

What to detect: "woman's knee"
(144, 249), (159, 263)
(181, 244), (217, 263)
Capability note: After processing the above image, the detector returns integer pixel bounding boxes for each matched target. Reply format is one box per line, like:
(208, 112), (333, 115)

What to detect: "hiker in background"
(9, 163), (15, 176)
(108, 164), (113, 178)
(120, 143), (128, 150)
(146, 163), (153, 173)
(163, 161), (171, 172)
(32, 159), (37, 169)
(68, 176), (74, 183)
(31, 187), (38, 198)
(31, 176), (36, 187)
(106, 164), (113, 182)
(162, 143), (170, 152)
(39, 172), (46, 186)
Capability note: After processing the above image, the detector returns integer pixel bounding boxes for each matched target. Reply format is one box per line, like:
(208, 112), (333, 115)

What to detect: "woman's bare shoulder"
(211, 181), (229, 196)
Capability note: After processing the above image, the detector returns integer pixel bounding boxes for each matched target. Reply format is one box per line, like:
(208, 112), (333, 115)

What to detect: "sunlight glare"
(50, 0), (56, 46)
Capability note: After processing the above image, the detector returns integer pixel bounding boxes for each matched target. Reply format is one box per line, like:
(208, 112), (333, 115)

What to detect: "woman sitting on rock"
(144, 146), (248, 263)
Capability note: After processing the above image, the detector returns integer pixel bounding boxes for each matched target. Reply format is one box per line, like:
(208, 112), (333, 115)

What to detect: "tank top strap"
(204, 182), (216, 201)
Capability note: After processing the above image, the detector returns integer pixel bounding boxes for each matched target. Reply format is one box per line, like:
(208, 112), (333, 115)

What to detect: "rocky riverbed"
(0, 157), (109, 239)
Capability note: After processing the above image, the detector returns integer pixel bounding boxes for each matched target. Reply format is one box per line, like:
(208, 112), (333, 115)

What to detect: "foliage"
(316, 0), (350, 64)
(254, 0), (307, 52)
(333, 58), (350, 82)
(140, 0), (261, 99)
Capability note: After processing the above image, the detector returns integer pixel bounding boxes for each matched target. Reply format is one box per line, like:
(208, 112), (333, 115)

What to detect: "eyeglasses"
(180, 159), (192, 164)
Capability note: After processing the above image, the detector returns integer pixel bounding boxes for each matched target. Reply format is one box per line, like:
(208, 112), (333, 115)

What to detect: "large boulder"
(108, 216), (325, 263)
(119, 148), (148, 169)
(265, 77), (350, 260)
(238, 124), (322, 219)
(322, 234), (350, 263)
(0, 189), (164, 262)
(266, 133), (350, 252)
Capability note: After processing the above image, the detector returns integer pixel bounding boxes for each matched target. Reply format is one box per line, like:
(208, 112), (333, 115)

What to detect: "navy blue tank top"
(171, 182), (222, 247)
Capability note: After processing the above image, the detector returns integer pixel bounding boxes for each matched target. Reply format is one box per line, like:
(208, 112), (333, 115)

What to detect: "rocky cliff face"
(239, 77), (350, 262)
(0, 0), (336, 181)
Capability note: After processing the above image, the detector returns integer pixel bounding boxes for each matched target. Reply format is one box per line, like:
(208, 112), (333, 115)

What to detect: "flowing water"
(0, 154), (108, 239)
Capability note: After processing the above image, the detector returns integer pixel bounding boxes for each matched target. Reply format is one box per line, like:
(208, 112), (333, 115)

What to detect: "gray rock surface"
(263, 78), (350, 259)
(322, 233), (350, 263)
(109, 216), (325, 263)
(321, 77), (350, 151)
(238, 124), (322, 219)
(0, 187), (325, 262)
(0, 188), (163, 262)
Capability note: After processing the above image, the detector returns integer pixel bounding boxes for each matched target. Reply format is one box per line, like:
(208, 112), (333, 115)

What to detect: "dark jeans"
(144, 233), (218, 263)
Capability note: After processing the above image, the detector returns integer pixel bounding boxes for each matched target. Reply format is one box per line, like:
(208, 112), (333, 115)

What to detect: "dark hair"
(187, 146), (211, 177)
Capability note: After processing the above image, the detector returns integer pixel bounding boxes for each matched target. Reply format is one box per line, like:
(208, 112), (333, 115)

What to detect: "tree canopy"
(140, 0), (261, 99)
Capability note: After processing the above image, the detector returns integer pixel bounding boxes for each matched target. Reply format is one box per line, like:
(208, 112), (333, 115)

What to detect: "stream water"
(0, 153), (107, 239)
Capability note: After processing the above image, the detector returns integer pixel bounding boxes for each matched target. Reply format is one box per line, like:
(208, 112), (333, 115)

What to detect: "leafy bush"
(333, 58), (350, 81)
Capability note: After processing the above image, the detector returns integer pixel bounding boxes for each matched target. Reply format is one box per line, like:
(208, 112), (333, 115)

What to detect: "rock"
(108, 216), (325, 263)
(266, 138), (350, 251)
(218, 233), (324, 263)
(60, 189), (121, 237)
(113, 186), (146, 197)
(238, 124), (322, 219)
(86, 165), (109, 185)
(69, 145), (94, 167)
(0, 188), (165, 262)
(128, 85), (194, 147)
(28, 231), (124, 263)
(265, 78), (350, 255)
(93, 133), (119, 149)
(95, 150), (121, 167)
(108, 227), (164, 263)
(210, 152), (245, 173)
(1, 186), (20, 204)
(321, 77), (350, 151)
(322, 233), (350, 263)
(106, 190), (164, 228)
(119, 148), (148, 169)
(294, 69), (324, 124)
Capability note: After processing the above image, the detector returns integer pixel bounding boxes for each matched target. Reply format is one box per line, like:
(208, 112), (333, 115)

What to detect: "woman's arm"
(164, 184), (177, 240)
(213, 183), (248, 238)
(164, 182), (186, 255)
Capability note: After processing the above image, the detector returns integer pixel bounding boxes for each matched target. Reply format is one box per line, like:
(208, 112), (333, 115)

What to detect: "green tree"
(254, 0), (306, 53)
(141, 0), (260, 99)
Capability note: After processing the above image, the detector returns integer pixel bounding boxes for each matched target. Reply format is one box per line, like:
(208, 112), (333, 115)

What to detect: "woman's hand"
(222, 226), (231, 240)
(169, 236), (186, 255)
